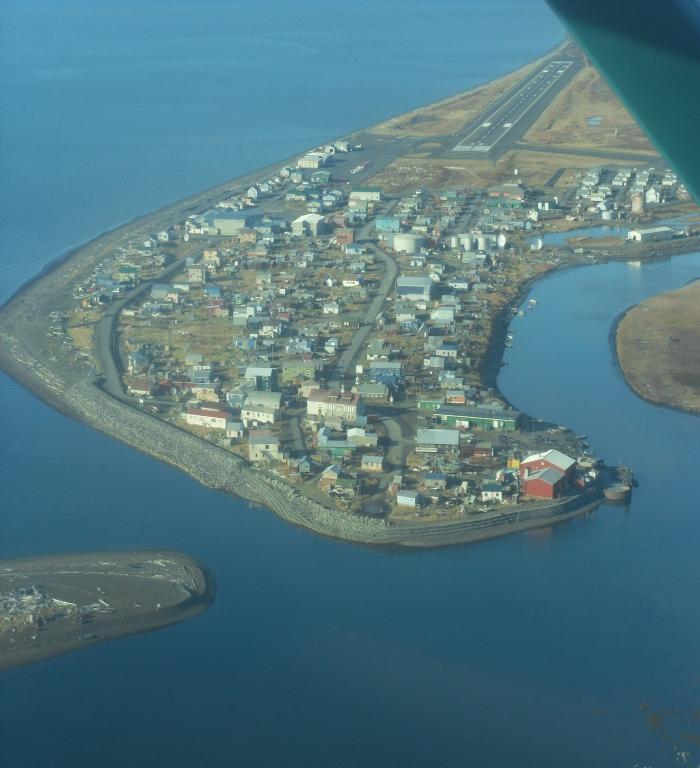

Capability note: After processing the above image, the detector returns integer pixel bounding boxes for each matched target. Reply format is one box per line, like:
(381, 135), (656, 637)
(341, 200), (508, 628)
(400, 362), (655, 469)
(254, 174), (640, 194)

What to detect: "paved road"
(93, 245), (208, 402)
(381, 416), (407, 472)
(329, 219), (398, 385)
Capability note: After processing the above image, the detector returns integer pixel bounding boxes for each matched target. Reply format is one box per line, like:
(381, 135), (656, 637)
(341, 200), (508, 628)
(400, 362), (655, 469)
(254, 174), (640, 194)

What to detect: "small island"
(1, 40), (698, 548)
(616, 280), (700, 413)
(0, 551), (215, 671)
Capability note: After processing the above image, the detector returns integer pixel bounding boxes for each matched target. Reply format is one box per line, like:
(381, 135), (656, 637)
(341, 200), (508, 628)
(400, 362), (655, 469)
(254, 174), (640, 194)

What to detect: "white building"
(307, 389), (363, 424)
(183, 409), (229, 430)
(349, 186), (382, 203)
(626, 226), (674, 243)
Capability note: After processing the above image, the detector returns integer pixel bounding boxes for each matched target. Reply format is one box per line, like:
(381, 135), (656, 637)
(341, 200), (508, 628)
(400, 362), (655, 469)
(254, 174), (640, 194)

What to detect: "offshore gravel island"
(1, 40), (698, 548)
(0, 551), (215, 672)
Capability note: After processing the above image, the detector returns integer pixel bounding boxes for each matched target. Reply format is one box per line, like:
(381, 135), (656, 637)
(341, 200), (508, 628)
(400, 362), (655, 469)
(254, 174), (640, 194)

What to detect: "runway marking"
(452, 60), (573, 153)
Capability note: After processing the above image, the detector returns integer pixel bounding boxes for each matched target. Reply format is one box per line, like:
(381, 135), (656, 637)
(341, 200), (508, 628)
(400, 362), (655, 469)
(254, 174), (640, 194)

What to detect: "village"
(56, 140), (695, 523)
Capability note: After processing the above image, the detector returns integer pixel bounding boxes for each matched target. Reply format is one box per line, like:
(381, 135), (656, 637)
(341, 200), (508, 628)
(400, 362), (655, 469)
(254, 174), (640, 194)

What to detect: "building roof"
(245, 366), (275, 378)
(187, 408), (229, 420)
(521, 449), (575, 472)
(631, 226), (674, 235)
(293, 213), (325, 224)
(243, 392), (282, 409)
(436, 403), (520, 421)
(249, 429), (278, 445)
(308, 389), (360, 406)
(396, 275), (432, 290)
(525, 467), (565, 486)
(416, 428), (460, 446)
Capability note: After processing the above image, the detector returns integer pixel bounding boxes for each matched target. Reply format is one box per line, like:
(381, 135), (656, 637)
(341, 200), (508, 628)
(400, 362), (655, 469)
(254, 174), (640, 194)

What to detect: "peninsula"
(1, 40), (698, 547)
(0, 551), (215, 671)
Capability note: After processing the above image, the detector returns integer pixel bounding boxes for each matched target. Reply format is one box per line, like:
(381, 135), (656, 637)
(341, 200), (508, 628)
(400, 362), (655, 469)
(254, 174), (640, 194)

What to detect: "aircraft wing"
(545, 0), (700, 203)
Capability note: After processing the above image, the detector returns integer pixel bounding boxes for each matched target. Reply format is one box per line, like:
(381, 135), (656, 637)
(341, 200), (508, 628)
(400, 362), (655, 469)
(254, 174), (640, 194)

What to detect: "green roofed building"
(418, 395), (445, 411)
(435, 404), (520, 432)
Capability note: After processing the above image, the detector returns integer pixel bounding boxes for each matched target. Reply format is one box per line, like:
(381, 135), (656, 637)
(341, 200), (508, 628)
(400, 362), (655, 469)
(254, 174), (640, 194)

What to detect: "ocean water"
(3, 2), (700, 766)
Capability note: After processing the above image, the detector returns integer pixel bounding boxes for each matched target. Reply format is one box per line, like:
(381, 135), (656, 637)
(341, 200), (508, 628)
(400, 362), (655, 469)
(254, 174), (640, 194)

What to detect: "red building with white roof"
(519, 449), (576, 499)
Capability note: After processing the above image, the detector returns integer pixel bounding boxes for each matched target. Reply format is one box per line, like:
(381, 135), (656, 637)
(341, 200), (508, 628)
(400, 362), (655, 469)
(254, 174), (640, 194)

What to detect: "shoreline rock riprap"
(59, 379), (602, 548)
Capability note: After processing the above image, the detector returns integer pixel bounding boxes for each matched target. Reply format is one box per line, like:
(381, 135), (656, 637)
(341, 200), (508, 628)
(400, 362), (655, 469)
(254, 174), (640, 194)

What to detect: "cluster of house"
(112, 148), (643, 515)
(573, 164), (690, 220)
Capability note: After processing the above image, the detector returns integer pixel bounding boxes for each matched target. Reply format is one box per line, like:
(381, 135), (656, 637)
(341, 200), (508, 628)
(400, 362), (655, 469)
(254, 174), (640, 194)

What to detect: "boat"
(604, 483), (631, 501)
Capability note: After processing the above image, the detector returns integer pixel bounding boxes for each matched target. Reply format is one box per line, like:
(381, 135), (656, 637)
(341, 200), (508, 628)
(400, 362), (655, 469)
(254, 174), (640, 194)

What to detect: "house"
(127, 348), (150, 374)
(361, 454), (384, 472)
(347, 427), (379, 448)
(186, 266), (206, 284)
(183, 408), (229, 430)
(287, 455), (312, 478)
(248, 430), (283, 463)
(395, 275), (433, 302)
(244, 366), (278, 391)
(292, 213), (328, 236)
(368, 361), (402, 386)
(241, 392), (281, 427)
(311, 170), (332, 185)
(226, 421), (245, 439)
(281, 360), (318, 383)
(335, 227), (354, 245)
(422, 473), (448, 490)
(297, 152), (329, 169)
(415, 428), (460, 454)
(212, 211), (260, 235)
(481, 481), (506, 502)
(307, 389), (363, 425)
(376, 217), (402, 233)
(366, 339), (390, 361)
(125, 376), (153, 397)
(396, 490), (419, 508)
(418, 395), (445, 412)
(321, 464), (343, 483)
(355, 382), (390, 401)
(350, 186), (382, 203)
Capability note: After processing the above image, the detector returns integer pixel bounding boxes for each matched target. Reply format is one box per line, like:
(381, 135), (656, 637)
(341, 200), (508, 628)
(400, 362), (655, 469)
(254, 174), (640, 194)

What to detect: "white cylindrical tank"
(496, 233), (507, 249)
(475, 235), (487, 251)
(393, 233), (424, 255)
(450, 235), (460, 249)
(631, 193), (645, 214)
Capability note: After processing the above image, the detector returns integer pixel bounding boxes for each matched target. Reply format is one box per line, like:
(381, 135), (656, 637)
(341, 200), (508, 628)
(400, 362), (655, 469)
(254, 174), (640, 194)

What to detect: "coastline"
(5, 42), (691, 548)
(0, 550), (216, 672)
(612, 293), (700, 418)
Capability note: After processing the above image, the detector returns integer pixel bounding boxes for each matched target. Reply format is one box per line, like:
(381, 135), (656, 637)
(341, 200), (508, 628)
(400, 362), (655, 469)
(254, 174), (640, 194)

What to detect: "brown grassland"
(616, 281), (700, 413)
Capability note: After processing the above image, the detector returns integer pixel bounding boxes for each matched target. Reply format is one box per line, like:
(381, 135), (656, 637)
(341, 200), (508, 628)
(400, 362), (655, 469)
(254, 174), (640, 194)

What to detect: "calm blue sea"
(2, 2), (699, 766)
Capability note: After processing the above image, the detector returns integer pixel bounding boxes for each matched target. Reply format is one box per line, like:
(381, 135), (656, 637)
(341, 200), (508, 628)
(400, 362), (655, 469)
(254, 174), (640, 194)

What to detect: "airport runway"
(448, 59), (581, 158)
